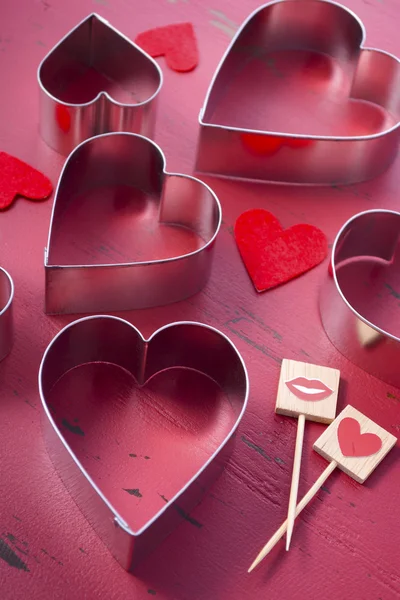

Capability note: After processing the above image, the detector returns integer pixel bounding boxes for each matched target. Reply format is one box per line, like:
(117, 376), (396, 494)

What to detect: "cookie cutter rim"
(320, 208), (400, 386)
(44, 131), (222, 314)
(37, 13), (163, 154)
(196, 0), (400, 184)
(38, 315), (249, 570)
(0, 267), (14, 361)
(37, 13), (163, 111)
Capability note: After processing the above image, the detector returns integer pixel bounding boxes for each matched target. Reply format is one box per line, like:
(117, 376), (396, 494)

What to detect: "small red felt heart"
(0, 152), (53, 210)
(337, 417), (382, 457)
(234, 209), (327, 292)
(135, 23), (198, 72)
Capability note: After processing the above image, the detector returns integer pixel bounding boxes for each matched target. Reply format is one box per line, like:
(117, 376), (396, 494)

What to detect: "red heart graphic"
(135, 23), (198, 72)
(234, 209), (327, 292)
(337, 417), (382, 457)
(0, 152), (53, 210)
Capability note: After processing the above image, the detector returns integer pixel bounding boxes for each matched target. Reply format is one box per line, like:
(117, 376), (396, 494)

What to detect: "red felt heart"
(337, 417), (382, 457)
(135, 23), (198, 72)
(234, 209), (327, 292)
(0, 152), (53, 210)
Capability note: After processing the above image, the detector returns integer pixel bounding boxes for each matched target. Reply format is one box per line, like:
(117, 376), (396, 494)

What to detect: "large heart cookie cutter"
(38, 14), (163, 155)
(196, 0), (400, 184)
(320, 209), (400, 388)
(0, 267), (14, 361)
(44, 132), (221, 314)
(39, 316), (249, 570)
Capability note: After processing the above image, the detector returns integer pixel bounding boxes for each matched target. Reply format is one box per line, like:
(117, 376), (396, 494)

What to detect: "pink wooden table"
(0, 0), (399, 598)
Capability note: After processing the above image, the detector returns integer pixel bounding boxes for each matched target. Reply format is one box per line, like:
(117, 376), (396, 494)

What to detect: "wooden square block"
(313, 405), (397, 483)
(275, 358), (340, 423)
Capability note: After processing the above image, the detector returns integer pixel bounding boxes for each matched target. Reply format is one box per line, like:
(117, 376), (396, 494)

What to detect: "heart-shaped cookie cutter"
(38, 14), (163, 155)
(0, 267), (14, 361)
(196, 0), (400, 184)
(44, 132), (221, 314)
(39, 315), (249, 570)
(320, 209), (400, 388)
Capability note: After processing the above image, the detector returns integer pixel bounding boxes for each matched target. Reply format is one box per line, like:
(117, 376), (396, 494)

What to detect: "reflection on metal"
(39, 316), (249, 571)
(38, 14), (162, 155)
(320, 209), (400, 387)
(44, 133), (221, 314)
(196, 0), (400, 184)
(0, 267), (13, 361)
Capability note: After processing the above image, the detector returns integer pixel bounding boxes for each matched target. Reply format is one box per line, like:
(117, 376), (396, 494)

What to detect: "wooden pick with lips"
(248, 405), (397, 572)
(276, 359), (340, 550)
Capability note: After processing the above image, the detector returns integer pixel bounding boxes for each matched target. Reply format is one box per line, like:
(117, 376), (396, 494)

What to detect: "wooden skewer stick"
(275, 359), (340, 551)
(249, 405), (397, 574)
(248, 460), (337, 573)
(285, 413), (305, 550)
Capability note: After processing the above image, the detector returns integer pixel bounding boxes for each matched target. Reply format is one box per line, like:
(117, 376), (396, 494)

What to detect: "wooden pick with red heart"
(135, 23), (199, 72)
(248, 405), (397, 572)
(0, 152), (53, 210)
(234, 209), (327, 292)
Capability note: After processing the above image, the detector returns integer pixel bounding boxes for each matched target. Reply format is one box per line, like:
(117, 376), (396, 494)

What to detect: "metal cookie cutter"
(39, 315), (249, 570)
(44, 132), (221, 315)
(320, 209), (400, 388)
(0, 267), (13, 361)
(38, 14), (162, 155)
(196, 0), (400, 185)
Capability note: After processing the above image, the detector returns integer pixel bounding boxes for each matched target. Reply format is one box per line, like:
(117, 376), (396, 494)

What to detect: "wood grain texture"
(0, 0), (399, 599)
(285, 413), (305, 550)
(276, 358), (340, 422)
(314, 405), (397, 483)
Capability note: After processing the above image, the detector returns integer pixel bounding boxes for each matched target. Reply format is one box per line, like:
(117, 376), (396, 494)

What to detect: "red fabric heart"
(234, 209), (327, 292)
(135, 23), (198, 72)
(0, 152), (53, 210)
(337, 417), (382, 457)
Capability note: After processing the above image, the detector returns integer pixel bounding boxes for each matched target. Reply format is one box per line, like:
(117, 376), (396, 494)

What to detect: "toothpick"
(248, 405), (397, 573)
(275, 359), (340, 551)
(285, 413), (305, 550)
(248, 460), (337, 572)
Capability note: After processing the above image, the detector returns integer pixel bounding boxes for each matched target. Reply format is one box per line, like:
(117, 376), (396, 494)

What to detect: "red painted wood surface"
(0, 0), (399, 598)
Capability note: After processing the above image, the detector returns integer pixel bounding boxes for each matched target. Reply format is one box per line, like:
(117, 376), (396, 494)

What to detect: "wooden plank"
(0, 0), (399, 599)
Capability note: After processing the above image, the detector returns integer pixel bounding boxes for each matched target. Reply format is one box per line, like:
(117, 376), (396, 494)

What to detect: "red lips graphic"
(285, 377), (333, 402)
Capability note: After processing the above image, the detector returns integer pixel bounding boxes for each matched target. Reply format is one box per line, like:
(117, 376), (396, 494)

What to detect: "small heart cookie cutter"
(0, 267), (14, 361)
(38, 14), (163, 155)
(44, 132), (221, 314)
(38, 316), (249, 570)
(320, 209), (400, 388)
(196, 0), (400, 184)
